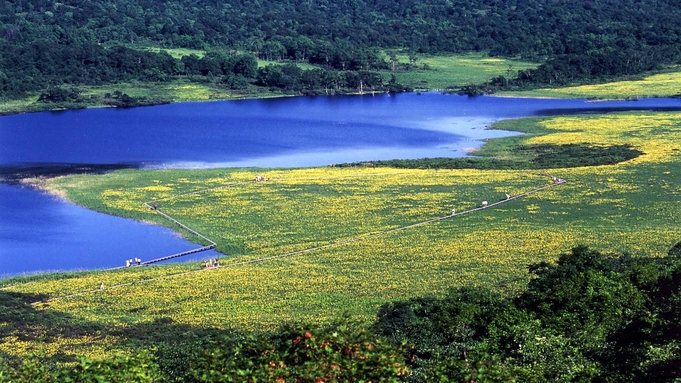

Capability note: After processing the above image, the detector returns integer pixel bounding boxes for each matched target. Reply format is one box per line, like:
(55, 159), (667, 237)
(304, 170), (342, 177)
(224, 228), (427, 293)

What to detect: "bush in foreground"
(192, 320), (408, 382)
(375, 244), (681, 382)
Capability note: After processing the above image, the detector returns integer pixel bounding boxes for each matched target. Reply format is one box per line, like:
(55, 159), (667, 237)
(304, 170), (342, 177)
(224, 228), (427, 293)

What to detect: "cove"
(0, 183), (219, 278)
(2, 93), (681, 277)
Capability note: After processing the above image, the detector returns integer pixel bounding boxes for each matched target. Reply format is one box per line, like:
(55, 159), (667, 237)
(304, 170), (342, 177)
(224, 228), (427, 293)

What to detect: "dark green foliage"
(521, 144), (643, 168)
(668, 241), (681, 257)
(0, 351), (161, 383)
(2, 0), (681, 98)
(374, 245), (681, 382)
(339, 144), (643, 170)
(192, 320), (408, 382)
(37, 87), (83, 104)
(102, 90), (158, 107)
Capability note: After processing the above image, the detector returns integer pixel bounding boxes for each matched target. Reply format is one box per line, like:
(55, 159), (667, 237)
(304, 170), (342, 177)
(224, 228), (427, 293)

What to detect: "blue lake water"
(2, 93), (681, 277)
(0, 183), (213, 276)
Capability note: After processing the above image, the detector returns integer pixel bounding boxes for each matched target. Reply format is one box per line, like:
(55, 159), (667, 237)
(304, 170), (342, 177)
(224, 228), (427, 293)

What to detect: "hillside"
(2, 0), (681, 100)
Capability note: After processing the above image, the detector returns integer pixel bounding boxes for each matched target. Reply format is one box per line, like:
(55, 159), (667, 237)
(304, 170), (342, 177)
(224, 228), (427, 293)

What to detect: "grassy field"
(142, 46), (206, 59)
(390, 53), (537, 90)
(78, 79), (279, 103)
(2, 109), (680, 360)
(504, 68), (681, 99)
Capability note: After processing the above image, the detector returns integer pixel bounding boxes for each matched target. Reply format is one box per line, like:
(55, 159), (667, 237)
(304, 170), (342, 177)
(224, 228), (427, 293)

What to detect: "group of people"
(125, 258), (142, 267)
(204, 258), (219, 268)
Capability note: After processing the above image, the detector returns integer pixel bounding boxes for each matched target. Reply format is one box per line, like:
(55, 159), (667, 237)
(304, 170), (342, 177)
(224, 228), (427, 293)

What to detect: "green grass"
(388, 53), (538, 90)
(78, 79), (277, 103)
(2, 110), (680, 360)
(0, 95), (40, 115)
(142, 46), (206, 59)
(41, 167), (550, 258)
(0, 80), (285, 115)
(502, 67), (681, 99)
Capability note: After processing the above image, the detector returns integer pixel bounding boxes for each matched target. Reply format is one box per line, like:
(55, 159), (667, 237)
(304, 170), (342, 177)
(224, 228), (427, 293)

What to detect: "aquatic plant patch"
(340, 143), (643, 170)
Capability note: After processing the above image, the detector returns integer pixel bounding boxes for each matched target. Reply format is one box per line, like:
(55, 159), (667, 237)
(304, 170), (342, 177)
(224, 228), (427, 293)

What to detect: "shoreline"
(0, 163), (139, 184)
(2, 86), (675, 118)
(0, 87), (399, 117)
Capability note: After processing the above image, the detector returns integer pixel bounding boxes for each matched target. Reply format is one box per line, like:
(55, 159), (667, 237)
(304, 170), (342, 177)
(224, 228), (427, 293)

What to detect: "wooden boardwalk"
(141, 244), (217, 265)
(136, 202), (218, 265)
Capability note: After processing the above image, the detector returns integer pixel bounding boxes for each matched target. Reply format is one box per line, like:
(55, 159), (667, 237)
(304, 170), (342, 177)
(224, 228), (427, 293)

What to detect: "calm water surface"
(0, 183), (215, 276)
(2, 93), (680, 276)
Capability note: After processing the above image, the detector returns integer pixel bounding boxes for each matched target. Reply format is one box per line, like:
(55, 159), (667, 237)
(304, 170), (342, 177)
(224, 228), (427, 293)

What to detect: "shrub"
(193, 320), (408, 382)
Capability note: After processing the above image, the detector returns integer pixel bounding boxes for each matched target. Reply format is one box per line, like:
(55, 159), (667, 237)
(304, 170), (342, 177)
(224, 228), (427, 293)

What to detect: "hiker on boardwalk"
(506, 193), (511, 200)
(153, 203), (158, 210)
(100, 282), (104, 290)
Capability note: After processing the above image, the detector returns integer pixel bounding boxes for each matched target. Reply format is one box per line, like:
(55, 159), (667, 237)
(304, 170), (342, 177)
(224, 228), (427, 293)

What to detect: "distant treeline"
(2, 0), (681, 97)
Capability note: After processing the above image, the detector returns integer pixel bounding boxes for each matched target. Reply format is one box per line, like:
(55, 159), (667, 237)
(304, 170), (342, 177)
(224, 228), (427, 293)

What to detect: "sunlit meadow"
(504, 69), (681, 99)
(2, 111), (681, 359)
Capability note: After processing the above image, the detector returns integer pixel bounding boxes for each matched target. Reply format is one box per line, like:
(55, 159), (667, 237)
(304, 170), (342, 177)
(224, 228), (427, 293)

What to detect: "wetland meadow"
(1, 87), (681, 364)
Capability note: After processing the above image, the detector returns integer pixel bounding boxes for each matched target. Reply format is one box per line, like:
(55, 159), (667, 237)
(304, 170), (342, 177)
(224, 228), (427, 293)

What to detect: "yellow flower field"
(2, 111), (681, 360)
(504, 69), (681, 99)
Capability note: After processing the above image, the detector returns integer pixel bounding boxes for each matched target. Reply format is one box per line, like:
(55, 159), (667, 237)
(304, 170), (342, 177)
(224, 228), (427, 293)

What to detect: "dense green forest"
(2, 245), (680, 382)
(2, 0), (681, 99)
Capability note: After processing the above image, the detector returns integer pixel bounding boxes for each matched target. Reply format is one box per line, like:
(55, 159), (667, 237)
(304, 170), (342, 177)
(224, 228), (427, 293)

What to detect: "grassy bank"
(0, 53), (537, 116)
(2, 110), (680, 360)
(503, 68), (681, 99)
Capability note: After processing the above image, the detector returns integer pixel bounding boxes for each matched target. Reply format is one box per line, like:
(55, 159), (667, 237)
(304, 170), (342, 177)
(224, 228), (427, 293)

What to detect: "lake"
(2, 93), (681, 276)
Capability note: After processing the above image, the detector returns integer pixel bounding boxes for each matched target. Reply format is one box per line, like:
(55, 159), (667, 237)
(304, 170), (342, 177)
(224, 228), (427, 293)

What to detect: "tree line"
(2, 0), (681, 99)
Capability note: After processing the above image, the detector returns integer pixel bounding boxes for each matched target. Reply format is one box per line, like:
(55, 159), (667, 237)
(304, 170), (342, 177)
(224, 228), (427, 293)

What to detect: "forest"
(2, 0), (681, 99)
